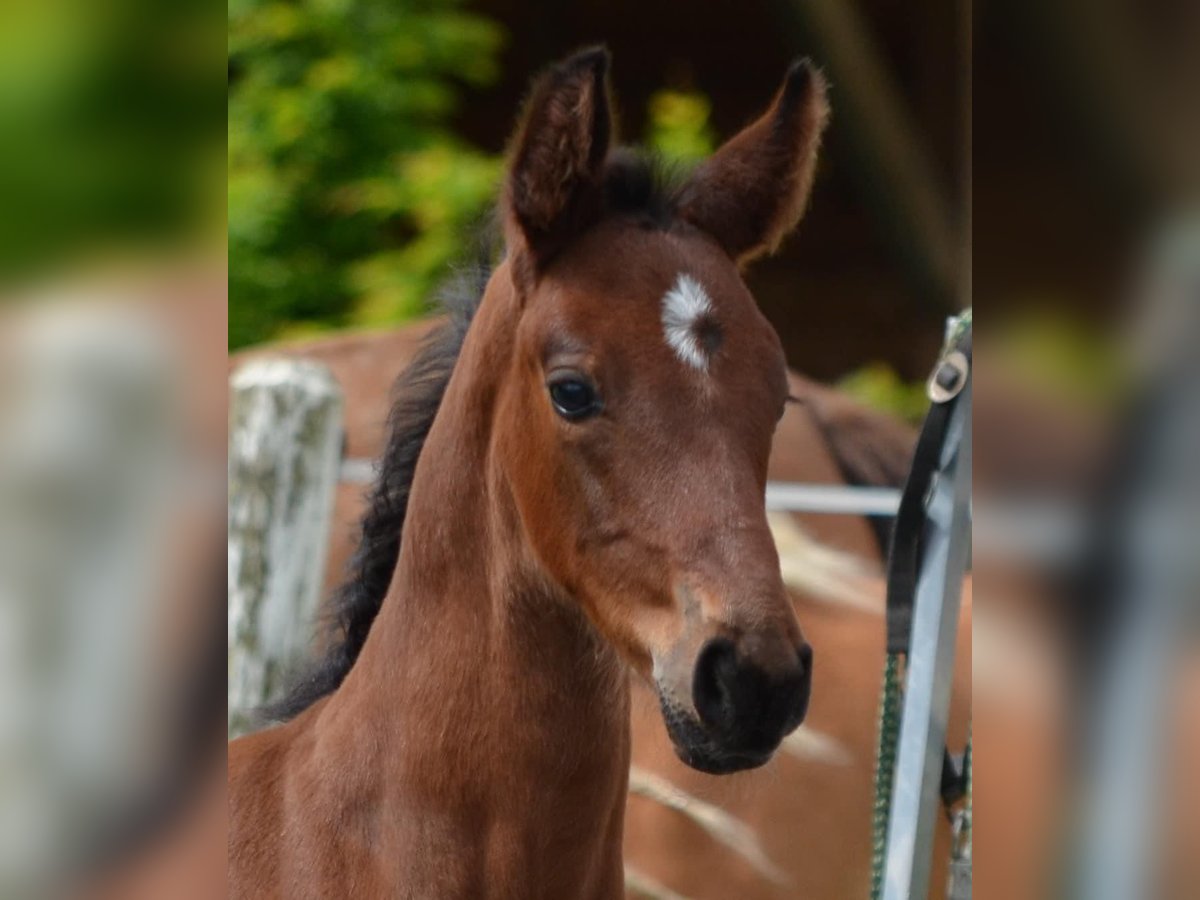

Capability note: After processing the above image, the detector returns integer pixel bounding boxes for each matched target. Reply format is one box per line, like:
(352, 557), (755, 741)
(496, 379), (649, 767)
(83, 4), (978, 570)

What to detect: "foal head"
(494, 48), (828, 774)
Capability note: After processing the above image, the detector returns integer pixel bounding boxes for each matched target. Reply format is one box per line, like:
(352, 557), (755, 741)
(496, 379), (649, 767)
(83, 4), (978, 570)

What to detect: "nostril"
(693, 638), (814, 750)
(693, 638), (739, 734)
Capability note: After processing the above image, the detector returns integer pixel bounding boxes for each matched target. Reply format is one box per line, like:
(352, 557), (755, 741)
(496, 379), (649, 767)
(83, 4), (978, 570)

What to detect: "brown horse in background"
(230, 48), (837, 897)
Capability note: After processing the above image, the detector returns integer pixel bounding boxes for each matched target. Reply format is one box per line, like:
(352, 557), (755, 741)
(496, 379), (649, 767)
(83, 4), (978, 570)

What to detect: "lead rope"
(870, 652), (904, 900)
(870, 311), (972, 900)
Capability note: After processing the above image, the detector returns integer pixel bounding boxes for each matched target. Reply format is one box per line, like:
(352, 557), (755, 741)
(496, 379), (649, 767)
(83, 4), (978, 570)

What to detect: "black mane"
(265, 270), (484, 721)
(269, 151), (683, 721)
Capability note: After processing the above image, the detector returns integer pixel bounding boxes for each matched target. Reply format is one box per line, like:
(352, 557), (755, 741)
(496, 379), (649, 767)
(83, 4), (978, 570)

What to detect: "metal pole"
(228, 359), (344, 737)
(881, 379), (972, 900)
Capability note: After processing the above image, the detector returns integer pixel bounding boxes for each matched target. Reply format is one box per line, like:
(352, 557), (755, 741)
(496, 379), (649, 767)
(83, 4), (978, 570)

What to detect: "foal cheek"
(494, 385), (584, 582)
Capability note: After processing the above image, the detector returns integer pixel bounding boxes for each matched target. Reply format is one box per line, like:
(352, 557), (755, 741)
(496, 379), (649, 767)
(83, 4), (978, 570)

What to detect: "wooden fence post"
(227, 359), (343, 737)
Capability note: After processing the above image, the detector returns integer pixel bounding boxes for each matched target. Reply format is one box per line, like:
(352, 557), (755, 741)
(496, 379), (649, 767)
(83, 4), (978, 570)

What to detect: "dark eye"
(548, 376), (601, 421)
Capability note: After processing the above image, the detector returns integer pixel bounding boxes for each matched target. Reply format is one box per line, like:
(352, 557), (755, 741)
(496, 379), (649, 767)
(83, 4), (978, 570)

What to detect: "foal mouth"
(676, 744), (774, 775)
(656, 692), (784, 775)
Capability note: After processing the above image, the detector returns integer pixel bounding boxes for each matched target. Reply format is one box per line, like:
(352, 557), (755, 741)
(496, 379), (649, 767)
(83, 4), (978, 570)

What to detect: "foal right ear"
(676, 59), (829, 266)
(504, 47), (613, 289)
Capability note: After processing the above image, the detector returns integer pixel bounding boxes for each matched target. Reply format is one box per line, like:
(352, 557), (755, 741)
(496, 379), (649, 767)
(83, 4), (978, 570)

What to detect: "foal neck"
(318, 268), (631, 897)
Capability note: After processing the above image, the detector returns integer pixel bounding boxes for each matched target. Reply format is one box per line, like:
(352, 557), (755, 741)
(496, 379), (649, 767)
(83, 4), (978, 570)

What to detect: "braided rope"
(870, 652), (904, 900)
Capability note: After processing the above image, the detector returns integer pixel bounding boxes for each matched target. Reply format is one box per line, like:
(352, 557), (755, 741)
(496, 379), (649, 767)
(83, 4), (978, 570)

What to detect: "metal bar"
(344, 453), (1083, 566)
(1074, 563), (1172, 900)
(342, 458), (904, 518)
(973, 499), (1083, 565)
(882, 380), (972, 900)
(766, 483), (900, 516)
(340, 456), (376, 485)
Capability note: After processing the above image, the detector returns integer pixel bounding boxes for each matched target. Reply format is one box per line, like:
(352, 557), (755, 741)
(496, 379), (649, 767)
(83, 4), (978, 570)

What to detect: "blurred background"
(974, 3), (1200, 900)
(0, 0), (1196, 895)
(1, 0), (226, 897)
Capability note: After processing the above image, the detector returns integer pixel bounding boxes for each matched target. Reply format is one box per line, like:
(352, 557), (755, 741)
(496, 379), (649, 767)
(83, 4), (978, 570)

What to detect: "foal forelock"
(661, 273), (718, 372)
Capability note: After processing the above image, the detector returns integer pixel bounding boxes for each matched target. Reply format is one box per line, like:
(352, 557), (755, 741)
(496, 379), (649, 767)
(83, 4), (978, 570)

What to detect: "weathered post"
(227, 359), (343, 737)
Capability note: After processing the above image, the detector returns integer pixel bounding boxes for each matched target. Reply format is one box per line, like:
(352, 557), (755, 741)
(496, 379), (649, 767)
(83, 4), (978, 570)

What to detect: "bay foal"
(229, 48), (830, 898)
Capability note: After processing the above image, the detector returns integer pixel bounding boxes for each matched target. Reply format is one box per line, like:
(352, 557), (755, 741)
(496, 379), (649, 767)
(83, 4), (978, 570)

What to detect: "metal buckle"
(927, 350), (969, 403)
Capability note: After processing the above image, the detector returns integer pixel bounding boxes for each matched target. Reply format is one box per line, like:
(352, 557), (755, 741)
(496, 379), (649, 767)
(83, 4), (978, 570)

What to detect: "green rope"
(870, 652), (904, 900)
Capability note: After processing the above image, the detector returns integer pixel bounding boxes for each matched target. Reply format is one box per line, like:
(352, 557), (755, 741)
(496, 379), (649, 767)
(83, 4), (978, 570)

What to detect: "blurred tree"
(645, 88), (716, 166)
(0, 0), (223, 284)
(228, 0), (504, 348)
(837, 362), (929, 424)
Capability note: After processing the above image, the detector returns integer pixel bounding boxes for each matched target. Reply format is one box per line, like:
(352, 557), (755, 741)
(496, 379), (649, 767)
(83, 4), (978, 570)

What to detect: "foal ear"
(676, 59), (829, 265)
(504, 47), (613, 283)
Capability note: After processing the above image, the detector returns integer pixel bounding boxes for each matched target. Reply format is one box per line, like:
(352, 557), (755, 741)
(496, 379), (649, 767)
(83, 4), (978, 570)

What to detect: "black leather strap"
(885, 325), (971, 655)
(883, 321), (972, 811)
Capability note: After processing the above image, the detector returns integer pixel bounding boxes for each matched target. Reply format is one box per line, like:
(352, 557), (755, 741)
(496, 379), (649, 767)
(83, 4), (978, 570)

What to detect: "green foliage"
(228, 0), (504, 348)
(0, 0), (223, 282)
(992, 309), (1121, 405)
(838, 362), (929, 424)
(645, 88), (716, 167)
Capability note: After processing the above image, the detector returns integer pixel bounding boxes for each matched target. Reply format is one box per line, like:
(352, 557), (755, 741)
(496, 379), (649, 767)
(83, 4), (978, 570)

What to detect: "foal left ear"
(677, 59), (830, 265)
(504, 47), (613, 287)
